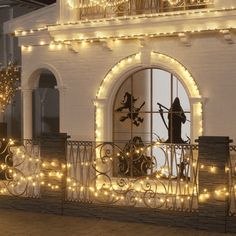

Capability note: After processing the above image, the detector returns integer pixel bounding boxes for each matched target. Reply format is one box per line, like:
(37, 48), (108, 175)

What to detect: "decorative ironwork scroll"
(0, 139), (13, 181)
(1, 139), (236, 216)
(66, 141), (199, 211)
(0, 139), (41, 197)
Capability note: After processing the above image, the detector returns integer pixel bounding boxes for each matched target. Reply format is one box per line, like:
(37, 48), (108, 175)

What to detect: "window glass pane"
(181, 113), (191, 142)
(152, 113), (168, 142)
(113, 112), (132, 143)
(152, 69), (171, 112)
(113, 68), (192, 177)
(113, 68), (191, 145)
(132, 112), (151, 143)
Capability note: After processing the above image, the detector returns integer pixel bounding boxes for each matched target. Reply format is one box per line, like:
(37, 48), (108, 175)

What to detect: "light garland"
(96, 53), (141, 98)
(0, 63), (20, 112)
(17, 26), (236, 50)
(0, 140), (234, 210)
(12, 7), (236, 38)
(0, 157), (232, 202)
(94, 51), (202, 142)
(95, 53), (141, 142)
(151, 52), (201, 98)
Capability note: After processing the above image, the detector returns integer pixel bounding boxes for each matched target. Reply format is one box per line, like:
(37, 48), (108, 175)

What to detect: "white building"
(3, 0), (236, 143)
(1, 2), (236, 228)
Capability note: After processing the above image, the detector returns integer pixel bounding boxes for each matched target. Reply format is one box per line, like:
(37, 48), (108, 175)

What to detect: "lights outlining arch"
(96, 53), (141, 99)
(95, 51), (203, 142)
(150, 51), (201, 98)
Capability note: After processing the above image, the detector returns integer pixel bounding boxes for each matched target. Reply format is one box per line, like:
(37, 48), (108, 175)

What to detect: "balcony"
(67, 0), (214, 20)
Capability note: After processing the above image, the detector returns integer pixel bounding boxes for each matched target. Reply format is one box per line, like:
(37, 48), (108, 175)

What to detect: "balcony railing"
(1, 138), (235, 215)
(66, 141), (199, 211)
(0, 139), (199, 211)
(73, 0), (214, 20)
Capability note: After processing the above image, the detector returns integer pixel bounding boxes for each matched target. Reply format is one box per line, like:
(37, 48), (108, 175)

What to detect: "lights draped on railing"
(0, 63), (20, 112)
(1, 139), (235, 215)
(70, 0), (214, 20)
(0, 139), (40, 197)
(66, 141), (199, 211)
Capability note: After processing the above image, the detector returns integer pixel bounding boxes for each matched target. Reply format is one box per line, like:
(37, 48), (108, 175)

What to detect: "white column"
(22, 88), (33, 140)
(57, 86), (67, 133)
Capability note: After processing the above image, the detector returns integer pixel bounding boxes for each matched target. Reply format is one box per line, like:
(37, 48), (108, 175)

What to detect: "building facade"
(3, 0), (236, 143)
(1, 2), (236, 232)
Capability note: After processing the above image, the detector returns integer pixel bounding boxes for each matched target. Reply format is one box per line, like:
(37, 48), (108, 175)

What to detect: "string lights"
(3, 2), (236, 210)
(0, 63), (20, 112)
(0, 139), (234, 212)
(95, 51), (203, 143)
(10, 6), (236, 54)
(17, 26), (236, 52)
(12, 6), (236, 38)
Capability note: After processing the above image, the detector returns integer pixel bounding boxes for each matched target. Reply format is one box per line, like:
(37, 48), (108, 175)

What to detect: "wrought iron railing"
(1, 138), (236, 215)
(0, 139), (199, 211)
(66, 141), (95, 202)
(229, 145), (236, 216)
(74, 0), (214, 20)
(0, 139), (41, 198)
(66, 141), (199, 211)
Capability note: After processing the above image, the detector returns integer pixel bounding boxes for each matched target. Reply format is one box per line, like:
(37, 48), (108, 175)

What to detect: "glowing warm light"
(210, 166), (216, 173)
(49, 43), (55, 49)
(0, 63), (20, 112)
(57, 44), (63, 50)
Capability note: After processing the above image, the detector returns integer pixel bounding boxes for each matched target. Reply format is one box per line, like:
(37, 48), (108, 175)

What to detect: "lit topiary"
(0, 62), (20, 112)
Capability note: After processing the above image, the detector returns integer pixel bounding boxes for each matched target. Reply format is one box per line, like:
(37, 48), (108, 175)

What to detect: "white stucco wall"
(18, 32), (236, 141)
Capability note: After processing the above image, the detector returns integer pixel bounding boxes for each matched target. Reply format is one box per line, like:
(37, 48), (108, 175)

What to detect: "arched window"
(112, 68), (191, 177)
(113, 68), (191, 145)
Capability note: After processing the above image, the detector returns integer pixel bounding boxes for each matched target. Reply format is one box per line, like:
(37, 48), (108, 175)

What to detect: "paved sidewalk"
(0, 209), (234, 236)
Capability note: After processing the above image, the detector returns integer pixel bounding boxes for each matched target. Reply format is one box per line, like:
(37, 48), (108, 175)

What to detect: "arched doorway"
(32, 70), (59, 139)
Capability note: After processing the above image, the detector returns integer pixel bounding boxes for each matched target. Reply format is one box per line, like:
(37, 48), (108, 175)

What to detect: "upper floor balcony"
(65, 0), (214, 20)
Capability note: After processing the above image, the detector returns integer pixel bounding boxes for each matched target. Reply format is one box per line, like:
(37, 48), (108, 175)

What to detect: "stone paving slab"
(0, 209), (235, 236)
